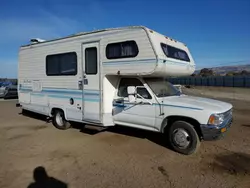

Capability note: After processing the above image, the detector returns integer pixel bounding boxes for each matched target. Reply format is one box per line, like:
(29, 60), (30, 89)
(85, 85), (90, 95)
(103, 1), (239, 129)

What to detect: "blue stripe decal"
(103, 59), (156, 65)
(49, 94), (82, 100)
(26, 92), (201, 109)
(103, 58), (156, 64)
(159, 59), (194, 66)
(83, 92), (99, 96)
(31, 93), (44, 97)
(20, 88), (32, 92)
(29, 93), (99, 102)
(160, 104), (202, 110)
(43, 89), (82, 95)
(20, 88), (99, 96)
(102, 58), (194, 67)
(83, 98), (100, 102)
(49, 95), (99, 102)
(113, 102), (203, 110)
(103, 61), (154, 65)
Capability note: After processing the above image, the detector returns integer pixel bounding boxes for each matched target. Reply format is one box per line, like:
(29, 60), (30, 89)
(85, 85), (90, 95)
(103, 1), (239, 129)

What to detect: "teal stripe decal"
(102, 58), (194, 67)
(103, 58), (156, 65)
(161, 104), (202, 110)
(19, 88), (32, 92)
(113, 102), (203, 110)
(20, 88), (99, 96)
(31, 93), (44, 97)
(49, 94), (82, 100)
(43, 89), (82, 95)
(159, 59), (194, 66)
(26, 92), (100, 102)
(83, 98), (100, 102)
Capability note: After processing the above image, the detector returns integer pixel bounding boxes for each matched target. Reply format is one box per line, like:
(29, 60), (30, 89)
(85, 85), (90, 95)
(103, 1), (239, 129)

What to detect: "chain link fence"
(168, 76), (250, 88)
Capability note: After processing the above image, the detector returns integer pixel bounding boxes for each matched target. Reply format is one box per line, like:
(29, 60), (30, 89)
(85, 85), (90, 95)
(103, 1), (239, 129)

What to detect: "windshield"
(145, 78), (180, 97)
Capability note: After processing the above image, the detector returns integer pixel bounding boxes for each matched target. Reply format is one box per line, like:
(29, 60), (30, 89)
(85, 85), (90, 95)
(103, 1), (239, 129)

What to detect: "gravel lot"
(0, 88), (250, 188)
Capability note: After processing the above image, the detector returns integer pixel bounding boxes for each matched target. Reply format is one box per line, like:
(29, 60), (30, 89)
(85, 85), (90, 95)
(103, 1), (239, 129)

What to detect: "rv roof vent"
(30, 38), (46, 43)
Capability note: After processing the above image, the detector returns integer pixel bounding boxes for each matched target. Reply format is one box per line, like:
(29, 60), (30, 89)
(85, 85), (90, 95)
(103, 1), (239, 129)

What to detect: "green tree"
(241, 70), (249, 75)
(199, 68), (214, 77)
(226, 71), (236, 76)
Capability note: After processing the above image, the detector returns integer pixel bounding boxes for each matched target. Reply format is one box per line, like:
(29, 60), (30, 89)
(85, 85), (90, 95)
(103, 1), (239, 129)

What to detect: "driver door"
(113, 78), (156, 130)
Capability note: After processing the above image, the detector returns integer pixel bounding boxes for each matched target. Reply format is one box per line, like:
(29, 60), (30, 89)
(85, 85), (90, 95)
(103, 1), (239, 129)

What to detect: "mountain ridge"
(195, 64), (250, 74)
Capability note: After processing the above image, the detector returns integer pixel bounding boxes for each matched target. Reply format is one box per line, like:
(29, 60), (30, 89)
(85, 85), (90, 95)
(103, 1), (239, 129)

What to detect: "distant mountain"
(195, 64), (250, 75)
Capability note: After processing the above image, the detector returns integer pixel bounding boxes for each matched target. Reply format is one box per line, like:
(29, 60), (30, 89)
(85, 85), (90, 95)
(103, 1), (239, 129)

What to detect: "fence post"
(232, 76), (234, 87)
(244, 76), (246, 87)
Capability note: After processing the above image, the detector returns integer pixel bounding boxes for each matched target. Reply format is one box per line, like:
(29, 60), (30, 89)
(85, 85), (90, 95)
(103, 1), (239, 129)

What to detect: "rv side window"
(118, 78), (152, 99)
(161, 43), (190, 62)
(106, 41), (139, 59)
(85, 47), (97, 75)
(46, 52), (77, 76)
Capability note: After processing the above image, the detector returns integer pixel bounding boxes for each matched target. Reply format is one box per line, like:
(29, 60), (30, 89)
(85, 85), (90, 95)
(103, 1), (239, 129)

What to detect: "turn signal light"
(221, 128), (227, 133)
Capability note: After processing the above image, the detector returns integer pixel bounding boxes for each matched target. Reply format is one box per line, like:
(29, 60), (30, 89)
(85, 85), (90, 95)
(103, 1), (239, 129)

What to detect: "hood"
(162, 95), (232, 113)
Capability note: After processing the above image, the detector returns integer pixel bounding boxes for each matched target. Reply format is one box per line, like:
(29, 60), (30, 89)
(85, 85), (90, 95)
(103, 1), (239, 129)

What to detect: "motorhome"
(17, 26), (233, 155)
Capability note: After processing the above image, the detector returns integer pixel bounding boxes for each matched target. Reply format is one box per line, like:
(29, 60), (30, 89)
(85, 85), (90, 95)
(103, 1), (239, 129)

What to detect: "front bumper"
(201, 116), (233, 141)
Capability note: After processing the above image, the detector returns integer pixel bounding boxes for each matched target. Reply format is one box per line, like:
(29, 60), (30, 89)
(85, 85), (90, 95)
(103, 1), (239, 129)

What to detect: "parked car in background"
(0, 86), (5, 97)
(0, 81), (13, 87)
(0, 85), (18, 99)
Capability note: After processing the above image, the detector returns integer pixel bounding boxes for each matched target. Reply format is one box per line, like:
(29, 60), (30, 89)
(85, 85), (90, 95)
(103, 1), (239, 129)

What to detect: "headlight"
(208, 113), (224, 126)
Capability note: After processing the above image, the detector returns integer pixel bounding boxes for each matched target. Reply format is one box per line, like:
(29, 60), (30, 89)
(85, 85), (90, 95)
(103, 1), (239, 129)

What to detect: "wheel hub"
(173, 128), (190, 148)
(55, 113), (64, 127)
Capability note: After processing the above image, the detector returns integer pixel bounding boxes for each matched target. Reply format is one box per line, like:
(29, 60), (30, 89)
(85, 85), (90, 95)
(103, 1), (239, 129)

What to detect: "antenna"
(30, 38), (46, 44)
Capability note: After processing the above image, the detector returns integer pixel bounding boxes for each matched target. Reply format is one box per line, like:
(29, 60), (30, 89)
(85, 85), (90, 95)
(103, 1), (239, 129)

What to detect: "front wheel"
(52, 110), (71, 130)
(168, 121), (200, 155)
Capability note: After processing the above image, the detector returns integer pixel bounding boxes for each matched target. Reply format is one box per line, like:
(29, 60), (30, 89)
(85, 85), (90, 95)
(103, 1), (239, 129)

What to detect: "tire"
(168, 121), (200, 155)
(52, 110), (71, 130)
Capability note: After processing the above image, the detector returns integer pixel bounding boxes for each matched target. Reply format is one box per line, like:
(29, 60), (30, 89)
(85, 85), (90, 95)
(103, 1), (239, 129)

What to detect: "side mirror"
(127, 86), (136, 95)
(127, 86), (136, 103)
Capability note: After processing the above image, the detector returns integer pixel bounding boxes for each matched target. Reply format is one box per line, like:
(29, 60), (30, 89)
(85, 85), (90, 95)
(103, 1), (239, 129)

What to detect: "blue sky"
(0, 0), (249, 78)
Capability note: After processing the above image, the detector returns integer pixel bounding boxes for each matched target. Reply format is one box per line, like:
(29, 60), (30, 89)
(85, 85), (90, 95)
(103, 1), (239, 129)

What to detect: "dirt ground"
(0, 88), (250, 188)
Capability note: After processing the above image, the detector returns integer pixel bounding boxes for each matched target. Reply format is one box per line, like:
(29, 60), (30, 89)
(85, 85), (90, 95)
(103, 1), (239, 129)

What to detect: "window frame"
(160, 43), (190, 62)
(106, 40), (139, 59)
(46, 52), (78, 76)
(85, 47), (98, 75)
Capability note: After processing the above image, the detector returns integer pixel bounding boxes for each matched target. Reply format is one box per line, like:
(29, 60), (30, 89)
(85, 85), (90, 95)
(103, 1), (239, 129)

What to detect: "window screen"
(46, 52), (77, 76)
(106, 41), (139, 59)
(85, 47), (97, 74)
(161, 43), (190, 62)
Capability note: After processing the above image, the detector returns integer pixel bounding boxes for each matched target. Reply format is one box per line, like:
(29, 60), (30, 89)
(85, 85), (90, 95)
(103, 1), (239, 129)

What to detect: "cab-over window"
(106, 41), (139, 59)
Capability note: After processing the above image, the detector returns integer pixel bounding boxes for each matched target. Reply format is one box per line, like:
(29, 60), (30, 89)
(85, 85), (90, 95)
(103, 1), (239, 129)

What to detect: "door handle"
(78, 81), (83, 89)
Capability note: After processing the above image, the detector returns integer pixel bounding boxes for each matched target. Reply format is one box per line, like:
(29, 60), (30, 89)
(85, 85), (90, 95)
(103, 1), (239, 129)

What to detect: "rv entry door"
(82, 42), (101, 122)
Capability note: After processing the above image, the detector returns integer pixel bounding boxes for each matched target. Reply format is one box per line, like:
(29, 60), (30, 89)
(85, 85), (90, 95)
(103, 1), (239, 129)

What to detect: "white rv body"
(18, 26), (233, 155)
(18, 26), (195, 125)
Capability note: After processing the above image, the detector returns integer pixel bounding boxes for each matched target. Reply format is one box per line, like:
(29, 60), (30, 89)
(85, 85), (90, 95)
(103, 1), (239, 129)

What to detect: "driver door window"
(136, 87), (152, 99)
(117, 78), (152, 100)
